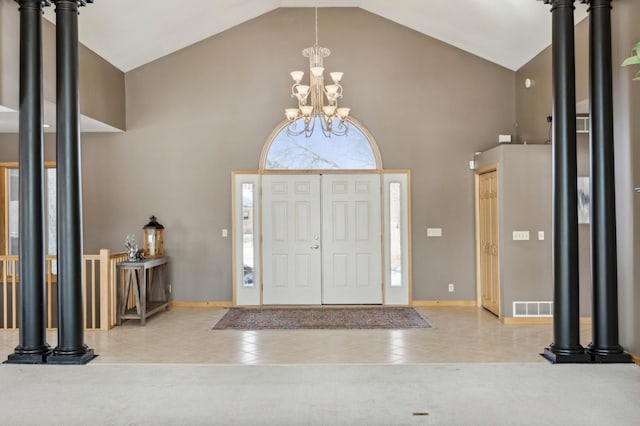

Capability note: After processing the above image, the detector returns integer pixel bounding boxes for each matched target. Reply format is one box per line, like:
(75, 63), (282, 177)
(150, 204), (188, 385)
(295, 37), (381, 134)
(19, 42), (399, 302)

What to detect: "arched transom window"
(261, 117), (382, 171)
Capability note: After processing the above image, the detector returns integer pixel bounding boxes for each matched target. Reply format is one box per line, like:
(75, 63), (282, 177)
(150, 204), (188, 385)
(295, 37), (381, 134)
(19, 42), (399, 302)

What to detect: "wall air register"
(513, 301), (553, 318)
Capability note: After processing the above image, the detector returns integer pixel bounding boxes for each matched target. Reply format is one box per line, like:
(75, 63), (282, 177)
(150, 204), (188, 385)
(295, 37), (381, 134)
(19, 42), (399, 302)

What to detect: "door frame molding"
(232, 169), (412, 306)
(474, 165), (501, 316)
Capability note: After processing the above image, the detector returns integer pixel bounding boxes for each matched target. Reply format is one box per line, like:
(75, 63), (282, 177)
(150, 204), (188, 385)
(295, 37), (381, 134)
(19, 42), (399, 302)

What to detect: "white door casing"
(233, 171), (411, 306)
(321, 174), (382, 304)
(262, 175), (322, 304)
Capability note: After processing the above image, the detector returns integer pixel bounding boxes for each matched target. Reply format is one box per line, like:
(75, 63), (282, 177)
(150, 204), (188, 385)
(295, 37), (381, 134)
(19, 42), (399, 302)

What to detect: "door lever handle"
(310, 244), (320, 249)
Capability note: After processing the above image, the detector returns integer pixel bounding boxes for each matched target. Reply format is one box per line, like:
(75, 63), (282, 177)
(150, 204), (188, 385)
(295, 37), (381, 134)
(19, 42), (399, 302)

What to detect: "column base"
(542, 347), (592, 364)
(47, 345), (96, 365)
(586, 347), (634, 363)
(5, 345), (52, 364)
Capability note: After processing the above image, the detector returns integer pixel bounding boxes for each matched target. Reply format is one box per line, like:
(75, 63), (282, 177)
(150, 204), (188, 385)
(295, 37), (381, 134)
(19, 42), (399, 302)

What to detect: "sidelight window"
(242, 183), (255, 288)
(389, 182), (402, 287)
(1, 164), (57, 275)
(2, 165), (57, 256)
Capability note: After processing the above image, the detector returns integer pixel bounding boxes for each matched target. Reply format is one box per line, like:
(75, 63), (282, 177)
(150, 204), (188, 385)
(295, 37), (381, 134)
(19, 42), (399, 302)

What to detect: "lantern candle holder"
(143, 215), (165, 259)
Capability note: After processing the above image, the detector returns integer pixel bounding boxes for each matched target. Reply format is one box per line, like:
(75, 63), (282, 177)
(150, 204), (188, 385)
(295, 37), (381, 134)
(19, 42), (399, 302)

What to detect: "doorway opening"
(233, 117), (411, 306)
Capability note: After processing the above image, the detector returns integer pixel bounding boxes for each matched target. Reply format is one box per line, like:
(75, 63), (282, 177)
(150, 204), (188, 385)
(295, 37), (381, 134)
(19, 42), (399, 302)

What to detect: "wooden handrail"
(0, 250), (128, 331)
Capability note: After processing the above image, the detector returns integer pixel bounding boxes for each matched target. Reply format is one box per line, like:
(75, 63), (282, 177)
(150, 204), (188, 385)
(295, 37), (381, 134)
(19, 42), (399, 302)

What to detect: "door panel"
(321, 174), (382, 304)
(479, 170), (500, 316)
(262, 175), (322, 304)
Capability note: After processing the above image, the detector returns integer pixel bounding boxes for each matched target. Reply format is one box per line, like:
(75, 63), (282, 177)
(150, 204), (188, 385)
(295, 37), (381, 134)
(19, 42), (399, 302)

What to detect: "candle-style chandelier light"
(284, 7), (350, 137)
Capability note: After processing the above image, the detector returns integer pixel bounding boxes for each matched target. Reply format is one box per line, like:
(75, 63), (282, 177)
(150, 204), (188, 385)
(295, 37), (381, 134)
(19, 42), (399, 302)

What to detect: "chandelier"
(284, 8), (350, 137)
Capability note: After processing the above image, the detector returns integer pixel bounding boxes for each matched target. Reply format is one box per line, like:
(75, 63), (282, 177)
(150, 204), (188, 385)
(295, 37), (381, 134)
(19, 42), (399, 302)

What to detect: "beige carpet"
(1, 363), (639, 425)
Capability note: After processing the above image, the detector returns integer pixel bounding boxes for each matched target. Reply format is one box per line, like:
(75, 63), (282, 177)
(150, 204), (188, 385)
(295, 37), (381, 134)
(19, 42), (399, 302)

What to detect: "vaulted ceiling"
(43, 0), (589, 72)
(1, 0), (590, 133)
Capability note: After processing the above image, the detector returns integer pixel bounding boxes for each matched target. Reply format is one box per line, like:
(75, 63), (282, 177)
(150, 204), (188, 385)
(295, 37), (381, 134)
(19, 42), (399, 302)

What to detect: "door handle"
(310, 245), (320, 249)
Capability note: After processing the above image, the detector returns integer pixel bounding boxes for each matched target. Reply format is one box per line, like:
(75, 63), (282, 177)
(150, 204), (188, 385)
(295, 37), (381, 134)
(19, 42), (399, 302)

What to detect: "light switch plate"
(513, 231), (530, 241)
(538, 231), (545, 241)
(427, 228), (442, 237)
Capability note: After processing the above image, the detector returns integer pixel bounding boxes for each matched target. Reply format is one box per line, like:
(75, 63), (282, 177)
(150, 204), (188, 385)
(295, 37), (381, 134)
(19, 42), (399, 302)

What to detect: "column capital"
(542, 0), (576, 6)
(14, 1), (52, 8)
(580, 0), (613, 9)
(51, 0), (93, 15)
(51, 0), (93, 6)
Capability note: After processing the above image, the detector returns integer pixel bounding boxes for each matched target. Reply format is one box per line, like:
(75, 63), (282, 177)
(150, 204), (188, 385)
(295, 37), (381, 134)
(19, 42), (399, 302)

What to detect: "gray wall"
(516, 18), (589, 145)
(611, 0), (640, 358)
(21, 7), (514, 303)
(514, 16), (594, 319)
(476, 145), (553, 318)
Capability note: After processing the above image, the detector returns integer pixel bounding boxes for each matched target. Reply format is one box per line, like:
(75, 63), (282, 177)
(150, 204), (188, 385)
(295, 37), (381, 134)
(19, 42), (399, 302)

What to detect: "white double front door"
(262, 174), (382, 305)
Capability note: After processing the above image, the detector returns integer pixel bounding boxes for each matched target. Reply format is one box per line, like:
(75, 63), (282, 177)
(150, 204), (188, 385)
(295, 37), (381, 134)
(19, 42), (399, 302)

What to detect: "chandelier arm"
(286, 122), (307, 137)
(306, 115), (316, 137)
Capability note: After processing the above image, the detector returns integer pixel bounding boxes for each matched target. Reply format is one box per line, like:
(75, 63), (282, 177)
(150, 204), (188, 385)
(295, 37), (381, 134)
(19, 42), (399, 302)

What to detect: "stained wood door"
(321, 174), (382, 304)
(262, 175), (322, 304)
(478, 170), (500, 315)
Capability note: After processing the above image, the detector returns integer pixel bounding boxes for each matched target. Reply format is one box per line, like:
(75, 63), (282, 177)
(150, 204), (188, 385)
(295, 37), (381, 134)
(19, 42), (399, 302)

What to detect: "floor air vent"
(513, 301), (553, 318)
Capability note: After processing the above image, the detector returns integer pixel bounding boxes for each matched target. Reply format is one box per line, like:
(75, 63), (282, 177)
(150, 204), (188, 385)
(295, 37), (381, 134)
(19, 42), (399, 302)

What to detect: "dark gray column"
(585, 0), (632, 363)
(48, 0), (95, 365)
(542, 0), (589, 363)
(5, 0), (52, 365)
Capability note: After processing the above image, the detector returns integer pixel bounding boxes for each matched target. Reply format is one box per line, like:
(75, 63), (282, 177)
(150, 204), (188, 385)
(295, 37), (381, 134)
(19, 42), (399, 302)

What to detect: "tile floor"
(1, 306), (593, 364)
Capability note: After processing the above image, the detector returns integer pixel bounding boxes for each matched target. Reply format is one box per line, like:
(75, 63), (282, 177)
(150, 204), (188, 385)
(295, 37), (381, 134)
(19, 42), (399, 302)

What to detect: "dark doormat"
(212, 307), (432, 330)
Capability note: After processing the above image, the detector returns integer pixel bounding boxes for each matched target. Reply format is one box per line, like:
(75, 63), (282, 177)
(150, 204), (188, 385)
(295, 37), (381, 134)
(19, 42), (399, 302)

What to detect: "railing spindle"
(3, 259), (8, 328)
(91, 259), (96, 329)
(12, 261), (17, 329)
(46, 258), (53, 329)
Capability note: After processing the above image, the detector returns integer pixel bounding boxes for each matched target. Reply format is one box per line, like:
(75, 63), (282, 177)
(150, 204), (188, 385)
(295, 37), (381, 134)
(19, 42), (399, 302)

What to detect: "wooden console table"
(117, 257), (170, 325)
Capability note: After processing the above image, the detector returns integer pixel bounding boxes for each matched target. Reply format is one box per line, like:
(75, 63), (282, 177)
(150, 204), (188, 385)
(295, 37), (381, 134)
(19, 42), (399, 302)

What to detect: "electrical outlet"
(448, 283), (454, 292)
(222, 229), (228, 237)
